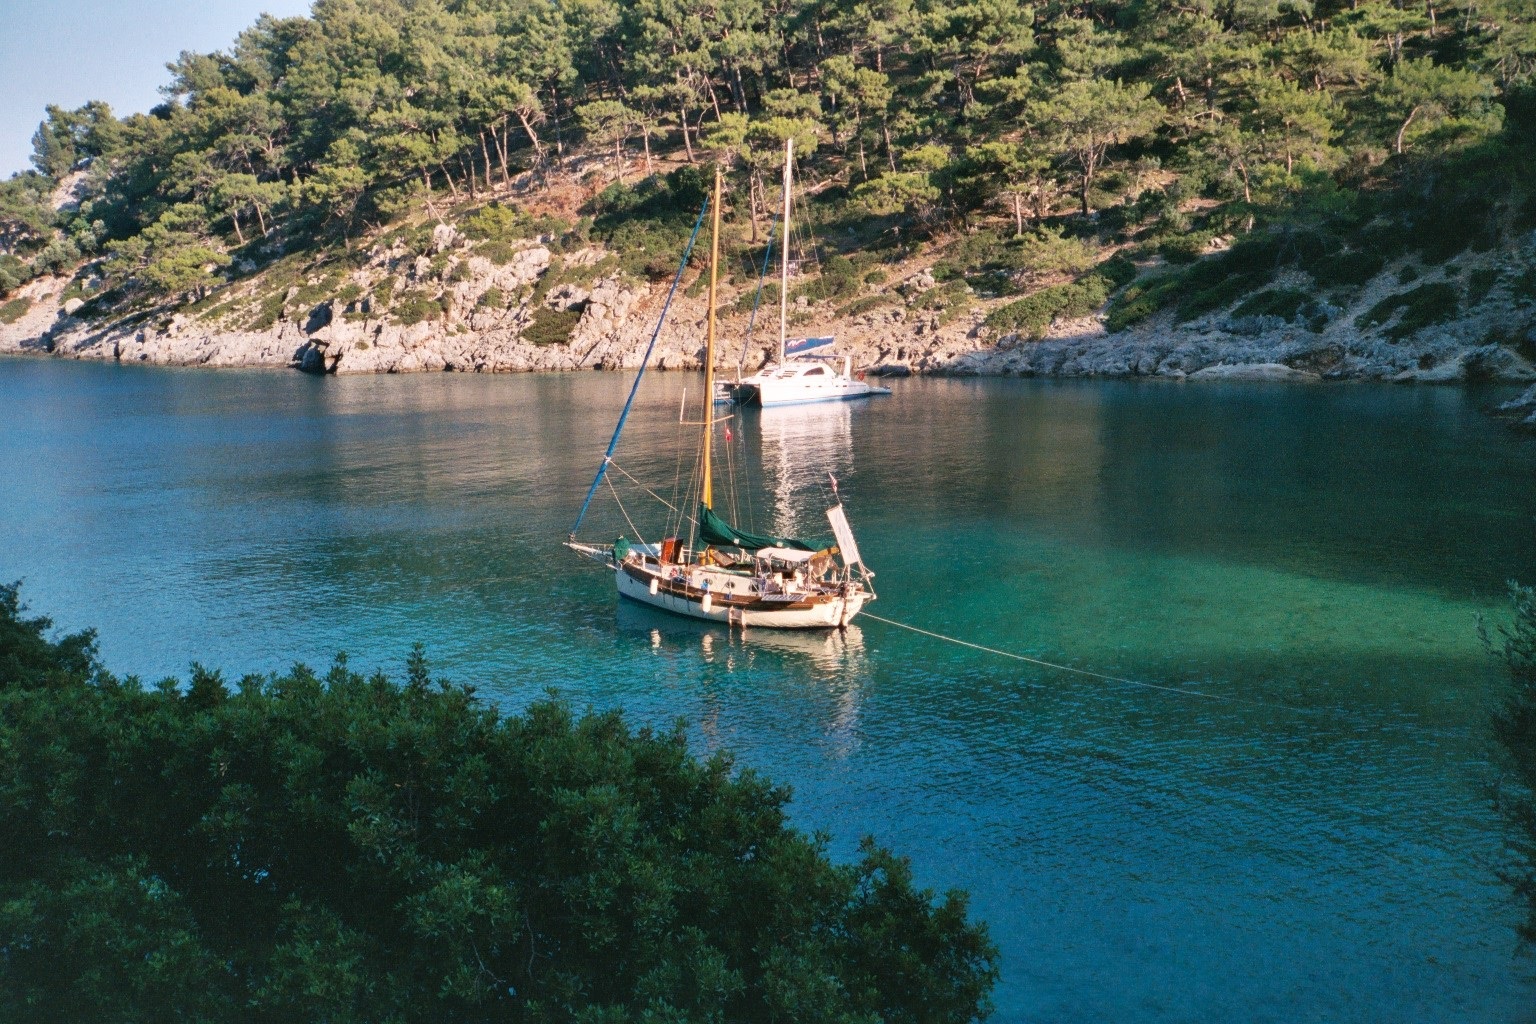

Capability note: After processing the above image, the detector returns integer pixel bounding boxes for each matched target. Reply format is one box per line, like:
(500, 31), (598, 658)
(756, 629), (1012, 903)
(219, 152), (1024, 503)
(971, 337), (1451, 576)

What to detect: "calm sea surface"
(3, 357), (1535, 1022)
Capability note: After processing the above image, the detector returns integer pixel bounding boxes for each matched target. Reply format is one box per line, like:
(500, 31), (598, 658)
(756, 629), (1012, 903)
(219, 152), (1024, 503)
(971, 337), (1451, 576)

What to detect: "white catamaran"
(729, 138), (890, 408)
(567, 167), (876, 629)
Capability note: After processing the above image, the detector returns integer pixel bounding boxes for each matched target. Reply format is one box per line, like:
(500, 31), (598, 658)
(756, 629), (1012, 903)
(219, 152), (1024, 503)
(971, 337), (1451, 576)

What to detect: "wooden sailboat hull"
(614, 560), (868, 629)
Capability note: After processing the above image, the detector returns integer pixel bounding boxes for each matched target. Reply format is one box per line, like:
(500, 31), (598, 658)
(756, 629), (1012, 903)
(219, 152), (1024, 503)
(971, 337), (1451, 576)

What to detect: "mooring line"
(859, 611), (1330, 717)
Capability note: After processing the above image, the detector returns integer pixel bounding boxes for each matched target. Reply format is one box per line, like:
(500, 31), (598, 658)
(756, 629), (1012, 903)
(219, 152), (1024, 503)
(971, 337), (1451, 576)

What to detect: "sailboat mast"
(778, 137), (792, 365)
(701, 164), (722, 512)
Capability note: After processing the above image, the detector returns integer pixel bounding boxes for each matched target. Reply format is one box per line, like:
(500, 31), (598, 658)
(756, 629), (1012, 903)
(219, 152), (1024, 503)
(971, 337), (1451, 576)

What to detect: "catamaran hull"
(737, 381), (891, 408)
(614, 563), (868, 629)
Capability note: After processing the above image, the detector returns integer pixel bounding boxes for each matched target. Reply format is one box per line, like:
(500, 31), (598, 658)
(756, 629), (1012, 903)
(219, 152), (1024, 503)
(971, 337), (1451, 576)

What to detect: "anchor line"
(858, 612), (1331, 717)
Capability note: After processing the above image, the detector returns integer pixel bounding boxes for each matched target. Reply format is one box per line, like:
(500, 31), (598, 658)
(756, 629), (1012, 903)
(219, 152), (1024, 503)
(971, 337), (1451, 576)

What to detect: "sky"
(0, 0), (315, 178)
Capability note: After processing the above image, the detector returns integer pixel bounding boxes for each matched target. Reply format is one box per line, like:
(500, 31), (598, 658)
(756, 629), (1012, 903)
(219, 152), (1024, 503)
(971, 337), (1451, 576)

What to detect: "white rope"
(609, 459), (683, 516)
(605, 473), (646, 546)
(859, 612), (1327, 717)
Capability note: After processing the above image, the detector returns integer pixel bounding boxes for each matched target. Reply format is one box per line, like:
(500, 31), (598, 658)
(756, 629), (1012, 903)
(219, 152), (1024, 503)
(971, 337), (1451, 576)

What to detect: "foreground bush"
(0, 584), (997, 1022)
(1490, 583), (1536, 945)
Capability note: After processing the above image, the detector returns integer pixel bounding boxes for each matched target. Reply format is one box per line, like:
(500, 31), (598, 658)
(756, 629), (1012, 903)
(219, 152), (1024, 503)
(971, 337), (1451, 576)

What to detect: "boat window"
(805, 365), (828, 375)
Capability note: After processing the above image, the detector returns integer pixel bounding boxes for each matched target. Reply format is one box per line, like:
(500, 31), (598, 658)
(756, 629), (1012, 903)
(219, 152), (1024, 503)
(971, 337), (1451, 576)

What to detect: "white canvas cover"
(756, 546), (816, 563)
(825, 504), (861, 567)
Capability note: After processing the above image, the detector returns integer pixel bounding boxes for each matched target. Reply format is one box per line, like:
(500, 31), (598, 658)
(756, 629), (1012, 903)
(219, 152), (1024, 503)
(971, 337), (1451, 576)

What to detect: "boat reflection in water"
(755, 400), (856, 539)
(614, 600), (868, 757)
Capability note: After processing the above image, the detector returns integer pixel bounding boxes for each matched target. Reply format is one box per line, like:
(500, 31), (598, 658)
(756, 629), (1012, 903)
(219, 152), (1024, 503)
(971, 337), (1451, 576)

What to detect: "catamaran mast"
(778, 137), (792, 365)
(701, 164), (722, 512)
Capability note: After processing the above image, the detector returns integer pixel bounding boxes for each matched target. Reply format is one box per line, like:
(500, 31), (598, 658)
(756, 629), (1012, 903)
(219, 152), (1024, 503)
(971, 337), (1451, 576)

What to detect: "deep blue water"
(3, 357), (1535, 1022)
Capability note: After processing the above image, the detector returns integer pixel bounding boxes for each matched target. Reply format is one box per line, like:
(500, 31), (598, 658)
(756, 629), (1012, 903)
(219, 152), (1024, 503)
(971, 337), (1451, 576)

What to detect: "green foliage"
(373, 275), (397, 309)
(0, 584), (998, 1022)
(590, 169), (710, 279)
(1311, 249), (1386, 289)
(985, 274), (1112, 340)
(1467, 267), (1502, 305)
(8, 0), (1535, 322)
(839, 293), (898, 317)
(1010, 225), (1098, 276)
(475, 240), (520, 265)
(1159, 234), (1211, 265)
(463, 205), (569, 245)
(478, 285), (505, 308)
(1231, 288), (1311, 321)
(1486, 583), (1536, 944)
(1106, 273), (1182, 332)
(391, 289), (447, 326)
(0, 297), (30, 324)
(733, 281), (780, 315)
(524, 306), (582, 346)
(1096, 254), (1138, 290)
(247, 291), (287, 331)
(1355, 282), (1460, 339)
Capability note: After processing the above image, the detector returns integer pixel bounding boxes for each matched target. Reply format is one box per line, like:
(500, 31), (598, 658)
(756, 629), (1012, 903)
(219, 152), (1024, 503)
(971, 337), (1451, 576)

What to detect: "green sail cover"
(697, 503), (826, 552)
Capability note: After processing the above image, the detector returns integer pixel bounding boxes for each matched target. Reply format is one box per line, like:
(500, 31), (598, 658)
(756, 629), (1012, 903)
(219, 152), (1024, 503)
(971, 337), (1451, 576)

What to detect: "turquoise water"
(2, 357), (1534, 1021)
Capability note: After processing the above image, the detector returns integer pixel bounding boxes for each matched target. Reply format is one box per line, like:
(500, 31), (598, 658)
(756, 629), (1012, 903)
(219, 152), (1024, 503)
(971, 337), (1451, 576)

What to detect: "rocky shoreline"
(4, 226), (1535, 401)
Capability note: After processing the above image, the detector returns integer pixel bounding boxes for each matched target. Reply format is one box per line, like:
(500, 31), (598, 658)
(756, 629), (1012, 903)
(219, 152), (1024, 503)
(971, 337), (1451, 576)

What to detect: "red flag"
(724, 425), (733, 442)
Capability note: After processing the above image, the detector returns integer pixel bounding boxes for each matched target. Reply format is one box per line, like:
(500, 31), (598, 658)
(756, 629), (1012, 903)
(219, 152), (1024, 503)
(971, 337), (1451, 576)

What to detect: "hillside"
(3, 0), (1536, 392)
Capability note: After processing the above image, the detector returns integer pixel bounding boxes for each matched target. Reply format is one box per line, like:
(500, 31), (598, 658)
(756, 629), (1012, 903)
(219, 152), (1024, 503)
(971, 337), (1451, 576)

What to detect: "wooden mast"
(701, 164), (722, 512)
(778, 136), (792, 365)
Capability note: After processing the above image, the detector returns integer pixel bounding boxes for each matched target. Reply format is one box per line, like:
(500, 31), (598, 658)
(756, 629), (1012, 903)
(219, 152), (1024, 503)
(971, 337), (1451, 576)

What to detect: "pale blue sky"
(0, 0), (314, 178)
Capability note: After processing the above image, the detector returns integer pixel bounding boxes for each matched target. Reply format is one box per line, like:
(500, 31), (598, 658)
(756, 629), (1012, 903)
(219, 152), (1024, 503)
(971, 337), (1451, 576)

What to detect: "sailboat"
(566, 166), (876, 630)
(729, 138), (890, 408)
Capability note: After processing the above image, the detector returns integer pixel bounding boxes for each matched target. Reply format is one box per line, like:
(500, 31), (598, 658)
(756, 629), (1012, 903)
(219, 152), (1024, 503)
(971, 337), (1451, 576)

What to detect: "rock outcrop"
(4, 231), (1536, 390)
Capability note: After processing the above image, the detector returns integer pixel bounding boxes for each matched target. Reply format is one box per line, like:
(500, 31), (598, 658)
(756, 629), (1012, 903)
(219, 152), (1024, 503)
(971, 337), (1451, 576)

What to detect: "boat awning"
(755, 546), (817, 563)
(698, 503), (827, 552)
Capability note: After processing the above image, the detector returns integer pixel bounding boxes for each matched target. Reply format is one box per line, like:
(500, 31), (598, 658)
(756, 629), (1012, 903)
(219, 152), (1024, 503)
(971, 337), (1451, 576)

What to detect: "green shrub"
(1397, 264), (1421, 284)
(524, 306), (581, 346)
(391, 289), (447, 325)
(985, 274), (1111, 340)
(839, 293), (897, 317)
(0, 297), (31, 324)
(0, 581), (998, 1024)
(1230, 288), (1310, 321)
(530, 257), (566, 306)
(1012, 225), (1098, 276)
(912, 278), (970, 312)
(589, 168), (710, 279)
(336, 282), (364, 305)
(1467, 267), (1501, 305)
(462, 203), (570, 243)
(1096, 254), (1139, 290)
(864, 268), (888, 285)
(1105, 273), (1183, 332)
(475, 239), (519, 265)
(1310, 249), (1386, 288)
(0, 254), (30, 293)
(372, 275), (397, 308)
(1159, 232), (1210, 264)
(1174, 272), (1260, 322)
(246, 291), (287, 330)
(1355, 282), (1460, 340)
(478, 286), (504, 308)
(733, 281), (780, 315)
